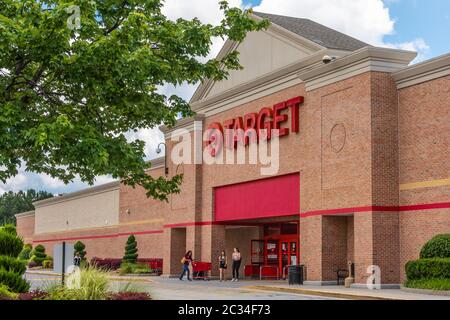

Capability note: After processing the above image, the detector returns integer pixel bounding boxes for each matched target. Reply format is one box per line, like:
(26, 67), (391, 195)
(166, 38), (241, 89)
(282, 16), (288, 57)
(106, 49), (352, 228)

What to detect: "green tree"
(0, 189), (54, 224)
(0, 0), (268, 201)
(0, 225), (29, 293)
(30, 244), (47, 266)
(74, 241), (87, 260)
(123, 235), (138, 264)
(18, 243), (32, 260)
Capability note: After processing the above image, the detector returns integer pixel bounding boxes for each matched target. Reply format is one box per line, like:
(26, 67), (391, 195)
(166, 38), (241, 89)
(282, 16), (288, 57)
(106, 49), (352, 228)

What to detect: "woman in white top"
(231, 248), (242, 282)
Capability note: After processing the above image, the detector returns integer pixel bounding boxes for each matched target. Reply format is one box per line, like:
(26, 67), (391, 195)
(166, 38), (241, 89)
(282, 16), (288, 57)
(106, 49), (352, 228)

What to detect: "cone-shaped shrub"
(74, 241), (87, 260)
(122, 235), (138, 264)
(30, 244), (47, 266)
(0, 227), (29, 293)
(0, 224), (17, 236)
(18, 244), (32, 260)
(0, 256), (26, 274)
(0, 269), (29, 293)
(0, 230), (23, 258)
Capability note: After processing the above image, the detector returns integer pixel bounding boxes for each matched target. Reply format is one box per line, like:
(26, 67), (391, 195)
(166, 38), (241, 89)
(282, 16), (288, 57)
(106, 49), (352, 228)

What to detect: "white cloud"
(385, 38), (430, 63)
(254, 0), (395, 46)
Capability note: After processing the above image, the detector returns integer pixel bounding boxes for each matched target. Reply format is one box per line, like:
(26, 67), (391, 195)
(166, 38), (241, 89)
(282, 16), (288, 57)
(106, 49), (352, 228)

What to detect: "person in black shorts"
(218, 250), (228, 282)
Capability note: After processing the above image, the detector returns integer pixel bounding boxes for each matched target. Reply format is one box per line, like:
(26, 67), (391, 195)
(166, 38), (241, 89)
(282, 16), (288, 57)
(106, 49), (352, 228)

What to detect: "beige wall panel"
(35, 189), (119, 234)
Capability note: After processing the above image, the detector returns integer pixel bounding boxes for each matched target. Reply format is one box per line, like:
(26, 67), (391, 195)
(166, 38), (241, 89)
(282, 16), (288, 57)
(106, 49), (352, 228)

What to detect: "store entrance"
(246, 223), (299, 280)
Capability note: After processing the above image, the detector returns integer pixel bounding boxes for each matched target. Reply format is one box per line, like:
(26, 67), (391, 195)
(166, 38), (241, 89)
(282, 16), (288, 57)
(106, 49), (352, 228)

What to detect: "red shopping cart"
(192, 261), (212, 280)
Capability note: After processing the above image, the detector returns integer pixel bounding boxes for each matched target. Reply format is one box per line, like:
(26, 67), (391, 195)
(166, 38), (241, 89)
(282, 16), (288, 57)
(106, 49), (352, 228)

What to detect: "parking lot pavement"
(25, 273), (339, 300)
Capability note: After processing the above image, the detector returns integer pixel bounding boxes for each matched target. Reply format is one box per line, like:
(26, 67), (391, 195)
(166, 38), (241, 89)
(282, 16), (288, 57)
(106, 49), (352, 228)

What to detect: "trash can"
(288, 265), (304, 285)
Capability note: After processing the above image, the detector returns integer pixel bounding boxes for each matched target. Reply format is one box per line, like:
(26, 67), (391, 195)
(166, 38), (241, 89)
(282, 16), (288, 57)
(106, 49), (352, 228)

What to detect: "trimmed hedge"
(18, 244), (32, 260)
(405, 258), (450, 280)
(405, 278), (450, 291)
(420, 234), (450, 259)
(30, 244), (47, 265)
(0, 269), (30, 293)
(74, 241), (87, 259)
(0, 231), (23, 257)
(0, 256), (26, 274)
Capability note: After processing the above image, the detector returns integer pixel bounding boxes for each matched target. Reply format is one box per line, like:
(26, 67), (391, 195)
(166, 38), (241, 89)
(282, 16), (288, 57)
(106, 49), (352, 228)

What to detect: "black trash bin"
(288, 265), (304, 285)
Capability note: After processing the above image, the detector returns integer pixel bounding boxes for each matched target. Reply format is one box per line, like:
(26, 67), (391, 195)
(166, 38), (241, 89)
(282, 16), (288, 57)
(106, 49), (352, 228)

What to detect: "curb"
(400, 285), (450, 297)
(243, 286), (400, 300)
(25, 270), (154, 283)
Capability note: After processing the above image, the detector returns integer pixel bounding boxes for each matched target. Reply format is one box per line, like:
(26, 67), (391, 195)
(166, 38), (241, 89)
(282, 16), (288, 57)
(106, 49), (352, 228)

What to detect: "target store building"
(16, 13), (450, 287)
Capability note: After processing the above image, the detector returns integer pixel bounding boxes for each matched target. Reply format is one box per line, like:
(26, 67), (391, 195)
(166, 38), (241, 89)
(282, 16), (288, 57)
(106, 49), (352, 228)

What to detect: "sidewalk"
(244, 284), (450, 300)
(26, 269), (155, 283)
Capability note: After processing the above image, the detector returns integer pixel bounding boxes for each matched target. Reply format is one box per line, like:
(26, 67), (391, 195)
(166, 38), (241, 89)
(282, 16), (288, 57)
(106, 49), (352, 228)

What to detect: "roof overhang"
(298, 46), (417, 91)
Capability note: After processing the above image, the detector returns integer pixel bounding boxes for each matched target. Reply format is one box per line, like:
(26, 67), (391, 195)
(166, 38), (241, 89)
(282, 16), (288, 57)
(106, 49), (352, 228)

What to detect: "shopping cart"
(192, 261), (212, 280)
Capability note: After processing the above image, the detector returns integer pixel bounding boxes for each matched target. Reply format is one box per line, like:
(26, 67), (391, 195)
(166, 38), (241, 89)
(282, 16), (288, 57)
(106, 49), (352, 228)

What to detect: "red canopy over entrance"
(214, 173), (300, 222)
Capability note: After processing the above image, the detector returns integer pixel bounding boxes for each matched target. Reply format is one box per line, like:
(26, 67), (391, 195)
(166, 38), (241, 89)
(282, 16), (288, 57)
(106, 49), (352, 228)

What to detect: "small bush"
(61, 266), (110, 300)
(119, 262), (133, 275)
(0, 256), (26, 274)
(420, 234), (450, 259)
(28, 261), (38, 268)
(0, 284), (18, 300)
(0, 230), (23, 257)
(42, 260), (53, 269)
(30, 244), (47, 265)
(0, 268), (30, 293)
(405, 278), (450, 291)
(108, 291), (151, 300)
(132, 263), (152, 274)
(0, 224), (17, 236)
(405, 258), (450, 280)
(74, 241), (87, 260)
(18, 244), (32, 260)
(123, 235), (138, 264)
(18, 289), (49, 300)
(90, 258), (121, 270)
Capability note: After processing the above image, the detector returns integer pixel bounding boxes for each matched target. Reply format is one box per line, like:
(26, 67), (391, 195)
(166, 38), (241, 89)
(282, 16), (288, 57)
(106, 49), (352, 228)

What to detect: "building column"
(162, 227), (187, 277)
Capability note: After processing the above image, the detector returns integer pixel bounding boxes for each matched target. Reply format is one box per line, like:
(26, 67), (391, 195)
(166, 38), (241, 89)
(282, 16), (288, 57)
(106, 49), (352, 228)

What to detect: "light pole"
(156, 142), (169, 176)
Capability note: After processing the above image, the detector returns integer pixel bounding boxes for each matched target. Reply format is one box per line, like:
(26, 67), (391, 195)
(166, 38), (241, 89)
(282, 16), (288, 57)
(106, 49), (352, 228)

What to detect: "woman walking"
(179, 250), (193, 281)
(231, 248), (242, 282)
(218, 250), (228, 282)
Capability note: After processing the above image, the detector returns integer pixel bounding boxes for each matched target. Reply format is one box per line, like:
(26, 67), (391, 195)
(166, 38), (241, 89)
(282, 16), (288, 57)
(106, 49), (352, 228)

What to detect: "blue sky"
(1, 0), (449, 196)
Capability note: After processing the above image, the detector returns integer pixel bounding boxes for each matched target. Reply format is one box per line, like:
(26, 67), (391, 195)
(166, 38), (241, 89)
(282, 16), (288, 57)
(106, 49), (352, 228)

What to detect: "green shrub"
(42, 260), (53, 269)
(420, 234), (450, 259)
(18, 244), (32, 260)
(132, 263), (152, 274)
(0, 230), (23, 257)
(74, 241), (87, 260)
(405, 258), (450, 280)
(119, 262), (133, 275)
(30, 244), (47, 265)
(122, 235), (138, 264)
(0, 256), (26, 274)
(62, 265), (110, 300)
(0, 224), (17, 236)
(405, 278), (450, 291)
(0, 268), (30, 293)
(0, 284), (18, 300)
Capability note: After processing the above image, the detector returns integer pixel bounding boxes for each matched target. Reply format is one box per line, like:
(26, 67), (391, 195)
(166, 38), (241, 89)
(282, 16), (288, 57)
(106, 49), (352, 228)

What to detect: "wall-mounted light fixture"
(156, 142), (169, 176)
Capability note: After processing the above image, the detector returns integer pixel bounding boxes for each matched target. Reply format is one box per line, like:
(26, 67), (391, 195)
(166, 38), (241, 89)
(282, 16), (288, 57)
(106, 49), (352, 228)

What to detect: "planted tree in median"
(123, 235), (138, 264)
(74, 241), (87, 260)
